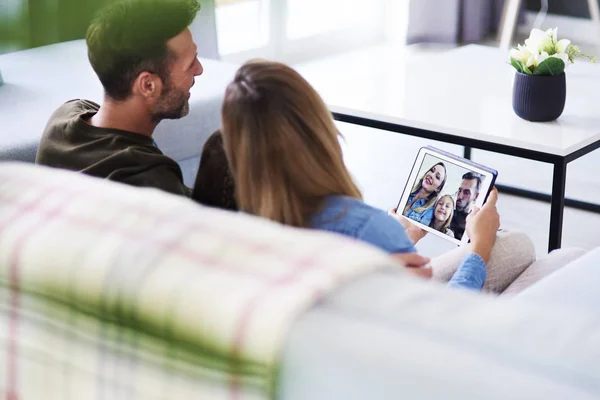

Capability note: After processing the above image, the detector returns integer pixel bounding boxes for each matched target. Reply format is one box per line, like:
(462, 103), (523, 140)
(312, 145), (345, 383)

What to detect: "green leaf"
(510, 57), (524, 73)
(534, 57), (565, 76)
(511, 58), (532, 74)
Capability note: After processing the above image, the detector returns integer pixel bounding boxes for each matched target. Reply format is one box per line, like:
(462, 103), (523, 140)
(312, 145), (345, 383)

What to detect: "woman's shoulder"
(315, 196), (415, 253)
(321, 195), (382, 216)
(314, 196), (383, 230)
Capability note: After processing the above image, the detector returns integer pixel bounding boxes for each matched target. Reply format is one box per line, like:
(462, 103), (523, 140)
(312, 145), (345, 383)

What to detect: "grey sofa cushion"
(512, 247), (600, 313)
(279, 270), (600, 399)
(503, 247), (588, 295)
(177, 155), (202, 187)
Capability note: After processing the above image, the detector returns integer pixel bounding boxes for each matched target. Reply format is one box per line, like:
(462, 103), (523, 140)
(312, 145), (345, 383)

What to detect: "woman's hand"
(465, 187), (500, 264)
(392, 252), (432, 279)
(388, 208), (428, 244)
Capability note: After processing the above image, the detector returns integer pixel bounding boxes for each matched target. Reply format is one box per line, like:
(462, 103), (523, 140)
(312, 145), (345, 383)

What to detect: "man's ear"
(133, 72), (161, 98)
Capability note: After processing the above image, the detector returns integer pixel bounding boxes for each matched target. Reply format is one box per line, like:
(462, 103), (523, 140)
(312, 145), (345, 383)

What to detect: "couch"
(1, 40), (598, 399)
(0, 38), (586, 286)
(0, 162), (599, 400)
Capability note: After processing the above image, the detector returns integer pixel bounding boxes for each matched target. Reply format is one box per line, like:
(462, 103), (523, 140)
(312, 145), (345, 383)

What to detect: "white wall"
(384, 0), (410, 44)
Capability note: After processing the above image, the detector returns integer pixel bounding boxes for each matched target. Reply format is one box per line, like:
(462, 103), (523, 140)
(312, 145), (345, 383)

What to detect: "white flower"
(525, 28), (555, 54)
(509, 44), (532, 64)
(546, 27), (558, 42)
(556, 38), (571, 54)
(526, 51), (549, 69)
(508, 26), (593, 74)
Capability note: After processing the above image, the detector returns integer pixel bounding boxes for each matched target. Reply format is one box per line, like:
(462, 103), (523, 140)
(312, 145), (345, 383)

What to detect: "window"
(286, 0), (379, 40)
(215, 0), (270, 55)
(214, 0), (386, 63)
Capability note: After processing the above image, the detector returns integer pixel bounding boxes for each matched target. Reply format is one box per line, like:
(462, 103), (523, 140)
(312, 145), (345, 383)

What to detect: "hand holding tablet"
(397, 146), (498, 246)
(387, 209), (428, 243)
(465, 187), (501, 262)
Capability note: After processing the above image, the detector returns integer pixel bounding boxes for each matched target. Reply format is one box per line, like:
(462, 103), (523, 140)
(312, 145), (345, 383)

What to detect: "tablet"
(397, 146), (498, 246)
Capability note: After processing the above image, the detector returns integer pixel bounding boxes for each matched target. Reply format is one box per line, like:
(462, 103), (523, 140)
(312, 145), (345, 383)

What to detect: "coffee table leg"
(463, 146), (472, 160)
(549, 160), (567, 252)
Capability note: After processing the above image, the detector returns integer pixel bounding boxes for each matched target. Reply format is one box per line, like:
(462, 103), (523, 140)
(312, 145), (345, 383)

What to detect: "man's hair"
(86, 0), (200, 101)
(462, 172), (482, 195)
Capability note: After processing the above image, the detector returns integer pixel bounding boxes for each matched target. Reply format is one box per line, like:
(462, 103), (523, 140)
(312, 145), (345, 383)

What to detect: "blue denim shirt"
(403, 193), (434, 226)
(312, 196), (486, 291)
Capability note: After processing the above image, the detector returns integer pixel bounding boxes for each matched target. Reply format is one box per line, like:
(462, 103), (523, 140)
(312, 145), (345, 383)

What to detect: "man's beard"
(152, 84), (189, 122)
(456, 202), (468, 212)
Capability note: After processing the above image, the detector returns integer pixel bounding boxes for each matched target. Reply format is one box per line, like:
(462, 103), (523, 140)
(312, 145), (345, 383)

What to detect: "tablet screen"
(397, 146), (497, 246)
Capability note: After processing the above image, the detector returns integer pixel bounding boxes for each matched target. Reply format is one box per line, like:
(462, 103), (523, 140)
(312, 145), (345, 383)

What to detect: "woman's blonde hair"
(221, 59), (362, 227)
(430, 194), (454, 232)
(407, 162), (447, 213)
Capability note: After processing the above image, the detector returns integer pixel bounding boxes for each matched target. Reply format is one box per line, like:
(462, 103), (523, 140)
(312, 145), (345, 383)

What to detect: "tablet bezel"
(396, 146), (498, 246)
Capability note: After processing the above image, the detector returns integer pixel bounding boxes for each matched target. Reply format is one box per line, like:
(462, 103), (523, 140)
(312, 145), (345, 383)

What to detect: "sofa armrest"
(279, 270), (600, 399)
(502, 247), (588, 295)
(511, 247), (600, 315)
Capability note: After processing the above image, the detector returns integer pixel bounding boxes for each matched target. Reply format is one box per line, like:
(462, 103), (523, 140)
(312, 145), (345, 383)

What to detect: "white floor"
(293, 42), (600, 258)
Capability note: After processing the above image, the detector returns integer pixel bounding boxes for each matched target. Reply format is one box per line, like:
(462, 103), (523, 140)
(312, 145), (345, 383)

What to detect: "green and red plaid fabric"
(0, 163), (398, 400)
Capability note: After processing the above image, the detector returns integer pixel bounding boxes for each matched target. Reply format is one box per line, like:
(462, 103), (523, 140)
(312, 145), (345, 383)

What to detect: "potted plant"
(509, 28), (595, 122)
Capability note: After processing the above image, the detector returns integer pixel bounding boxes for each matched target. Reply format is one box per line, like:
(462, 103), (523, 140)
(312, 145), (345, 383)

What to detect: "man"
(36, 0), (203, 196)
(450, 172), (482, 240)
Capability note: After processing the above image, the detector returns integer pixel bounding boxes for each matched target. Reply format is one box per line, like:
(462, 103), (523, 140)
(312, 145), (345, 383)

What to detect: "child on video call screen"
(402, 154), (486, 241)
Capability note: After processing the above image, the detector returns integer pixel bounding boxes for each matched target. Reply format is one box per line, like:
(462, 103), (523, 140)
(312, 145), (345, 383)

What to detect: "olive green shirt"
(36, 99), (191, 197)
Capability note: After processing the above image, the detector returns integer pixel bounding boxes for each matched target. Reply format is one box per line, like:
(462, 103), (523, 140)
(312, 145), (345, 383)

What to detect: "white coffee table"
(300, 44), (600, 252)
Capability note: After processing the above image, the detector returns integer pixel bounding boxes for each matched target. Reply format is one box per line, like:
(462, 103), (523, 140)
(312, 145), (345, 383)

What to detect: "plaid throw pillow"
(0, 162), (398, 400)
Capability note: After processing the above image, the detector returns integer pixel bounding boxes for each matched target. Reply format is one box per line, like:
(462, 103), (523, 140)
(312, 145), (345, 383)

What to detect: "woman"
(430, 194), (455, 238)
(403, 162), (447, 226)
(219, 59), (500, 291)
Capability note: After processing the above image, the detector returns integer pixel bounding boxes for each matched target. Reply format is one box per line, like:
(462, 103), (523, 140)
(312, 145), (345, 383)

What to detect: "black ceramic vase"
(512, 72), (566, 122)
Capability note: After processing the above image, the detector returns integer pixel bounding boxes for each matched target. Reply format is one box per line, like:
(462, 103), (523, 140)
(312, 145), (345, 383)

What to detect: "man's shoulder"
(51, 99), (99, 119)
(43, 99), (99, 134)
(451, 208), (468, 223)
